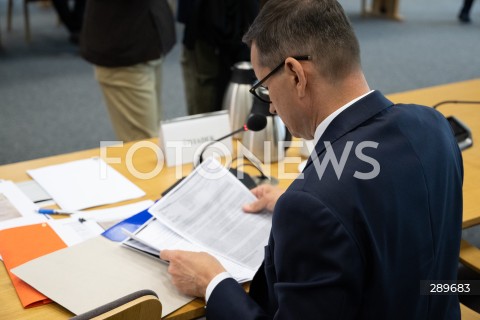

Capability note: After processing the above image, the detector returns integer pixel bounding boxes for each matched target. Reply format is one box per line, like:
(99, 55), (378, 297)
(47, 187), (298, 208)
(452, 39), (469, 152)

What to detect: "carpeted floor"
(0, 0), (478, 164)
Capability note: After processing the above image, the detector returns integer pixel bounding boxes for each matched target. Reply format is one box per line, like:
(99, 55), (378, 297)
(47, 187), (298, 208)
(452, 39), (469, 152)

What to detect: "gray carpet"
(0, 0), (479, 165)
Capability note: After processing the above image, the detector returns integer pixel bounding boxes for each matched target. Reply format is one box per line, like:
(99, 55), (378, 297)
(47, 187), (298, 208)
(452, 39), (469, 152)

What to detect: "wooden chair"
(461, 303), (480, 320)
(459, 239), (480, 319)
(6, 0), (44, 42)
(70, 290), (162, 320)
(460, 239), (480, 274)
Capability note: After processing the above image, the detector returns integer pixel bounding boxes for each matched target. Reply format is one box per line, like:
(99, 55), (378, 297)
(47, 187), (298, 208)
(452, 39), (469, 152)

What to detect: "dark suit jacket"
(207, 91), (463, 319)
(80, 0), (176, 67)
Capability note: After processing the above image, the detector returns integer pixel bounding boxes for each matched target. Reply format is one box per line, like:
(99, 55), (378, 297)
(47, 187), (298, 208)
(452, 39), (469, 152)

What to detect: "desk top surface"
(1, 78), (479, 319)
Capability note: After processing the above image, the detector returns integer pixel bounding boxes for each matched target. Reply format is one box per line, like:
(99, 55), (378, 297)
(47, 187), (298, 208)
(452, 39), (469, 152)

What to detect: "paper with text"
(48, 218), (104, 247)
(123, 219), (255, 282)
(149, 158), (271, 270)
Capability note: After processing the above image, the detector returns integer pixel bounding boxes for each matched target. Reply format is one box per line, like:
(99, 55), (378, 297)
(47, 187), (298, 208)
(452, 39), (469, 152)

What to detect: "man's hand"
(243, 184), (285, 213)
(160, 250), (226, 297)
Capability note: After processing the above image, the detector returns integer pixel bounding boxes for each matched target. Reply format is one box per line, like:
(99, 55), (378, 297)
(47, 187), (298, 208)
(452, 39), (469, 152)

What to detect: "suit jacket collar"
(304, 90), (394, 170)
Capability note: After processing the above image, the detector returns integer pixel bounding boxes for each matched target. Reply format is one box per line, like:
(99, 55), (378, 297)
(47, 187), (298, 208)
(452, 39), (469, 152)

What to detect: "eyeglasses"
(249, 55), (312, 104)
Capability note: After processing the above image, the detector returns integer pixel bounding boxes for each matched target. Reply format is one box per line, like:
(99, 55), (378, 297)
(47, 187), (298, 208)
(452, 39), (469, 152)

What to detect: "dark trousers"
(51, 0), (86, 34)
(461, 0), (475, 14)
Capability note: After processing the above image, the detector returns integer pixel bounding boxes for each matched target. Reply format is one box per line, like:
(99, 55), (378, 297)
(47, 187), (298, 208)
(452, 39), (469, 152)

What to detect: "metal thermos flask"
(242, 88), (292, 162)
(222, 62), (256, 138)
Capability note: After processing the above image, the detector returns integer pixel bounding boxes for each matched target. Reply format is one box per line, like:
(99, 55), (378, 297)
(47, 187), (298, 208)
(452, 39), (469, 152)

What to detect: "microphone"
(161, 114), (267, 196)
(432, 100), (480, 151)
(197, 114), (267, 165)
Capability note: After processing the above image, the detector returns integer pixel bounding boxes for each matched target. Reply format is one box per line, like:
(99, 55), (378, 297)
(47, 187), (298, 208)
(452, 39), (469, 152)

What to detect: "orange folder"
(0, 223), (67, 308)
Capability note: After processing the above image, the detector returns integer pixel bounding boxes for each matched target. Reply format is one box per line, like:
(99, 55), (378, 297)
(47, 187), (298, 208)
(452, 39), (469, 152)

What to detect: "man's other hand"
(160, 250), (226, 297)
(243, 184), (285, 213)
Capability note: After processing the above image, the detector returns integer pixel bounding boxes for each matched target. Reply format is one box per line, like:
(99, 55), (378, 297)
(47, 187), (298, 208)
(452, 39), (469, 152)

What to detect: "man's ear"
(285, 57), (307, 98)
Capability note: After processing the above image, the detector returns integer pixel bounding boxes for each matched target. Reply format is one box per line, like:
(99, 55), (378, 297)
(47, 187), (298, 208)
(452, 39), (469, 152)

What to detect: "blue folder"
(101, 208), (153, 242)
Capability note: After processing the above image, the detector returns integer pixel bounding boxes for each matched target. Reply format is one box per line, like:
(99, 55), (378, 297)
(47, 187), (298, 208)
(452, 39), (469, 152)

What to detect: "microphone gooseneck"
(432, 100), (480, 109)
(197, 114), (267, 165)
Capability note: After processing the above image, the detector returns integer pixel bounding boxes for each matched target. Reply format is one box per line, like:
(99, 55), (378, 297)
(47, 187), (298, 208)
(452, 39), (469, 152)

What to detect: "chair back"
(70, 289), (162, 320)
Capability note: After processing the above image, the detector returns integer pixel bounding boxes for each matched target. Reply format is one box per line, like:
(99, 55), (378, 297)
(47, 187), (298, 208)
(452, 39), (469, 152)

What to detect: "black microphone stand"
(432, 100), (480, 151)
(198, 126), (247, 165)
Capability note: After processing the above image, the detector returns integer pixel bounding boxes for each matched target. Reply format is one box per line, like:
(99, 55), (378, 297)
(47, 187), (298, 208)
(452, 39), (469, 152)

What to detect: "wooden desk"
(1, 78), (479, 319)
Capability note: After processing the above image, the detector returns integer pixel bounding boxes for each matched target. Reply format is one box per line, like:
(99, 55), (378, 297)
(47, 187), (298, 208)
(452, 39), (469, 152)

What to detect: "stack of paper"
(123, 219), (256, 282)
(0, 179), (150, 309)
(123, 158), (272, 283)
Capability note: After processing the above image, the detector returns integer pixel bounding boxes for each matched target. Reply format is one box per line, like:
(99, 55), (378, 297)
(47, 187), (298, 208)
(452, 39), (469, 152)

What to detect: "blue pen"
(36, 208), (78, 215)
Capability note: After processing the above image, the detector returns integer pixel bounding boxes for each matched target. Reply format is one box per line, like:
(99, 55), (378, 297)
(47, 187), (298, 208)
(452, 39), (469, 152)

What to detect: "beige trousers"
(95, 58), (163, 142)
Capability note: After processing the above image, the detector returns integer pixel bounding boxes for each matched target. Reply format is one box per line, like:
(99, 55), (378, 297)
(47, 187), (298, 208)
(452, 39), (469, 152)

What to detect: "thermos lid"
(231, 62), (256, 84)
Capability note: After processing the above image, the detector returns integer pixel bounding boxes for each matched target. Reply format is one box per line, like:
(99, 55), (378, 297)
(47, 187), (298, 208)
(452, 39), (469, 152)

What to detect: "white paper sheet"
(27, 158), (145, 211)
(149, 158), (272, 270)
(48, 218), (105, 247)
(123, 219), (255, 282)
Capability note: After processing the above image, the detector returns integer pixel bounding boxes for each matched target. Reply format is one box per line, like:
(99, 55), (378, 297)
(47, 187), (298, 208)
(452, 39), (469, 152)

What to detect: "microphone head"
(246, 114), (267, 132)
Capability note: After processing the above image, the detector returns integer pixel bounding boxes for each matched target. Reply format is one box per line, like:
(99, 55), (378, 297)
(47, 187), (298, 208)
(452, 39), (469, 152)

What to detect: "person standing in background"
(80, 0), (176, 142)
(459, 0), (476, 22)
(50, 0), (85, 44)
(177, 0), (259, 115)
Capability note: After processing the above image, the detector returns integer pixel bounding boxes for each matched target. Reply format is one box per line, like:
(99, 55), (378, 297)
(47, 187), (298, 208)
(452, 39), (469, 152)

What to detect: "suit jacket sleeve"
(206, 190), (365, 319)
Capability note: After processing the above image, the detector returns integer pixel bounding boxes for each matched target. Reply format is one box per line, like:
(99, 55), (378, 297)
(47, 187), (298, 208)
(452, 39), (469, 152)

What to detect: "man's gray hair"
(243, 0), (361, 81)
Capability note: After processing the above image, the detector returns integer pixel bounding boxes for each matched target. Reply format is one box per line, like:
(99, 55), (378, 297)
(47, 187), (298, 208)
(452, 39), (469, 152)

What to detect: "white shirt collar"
(313, 90), (374, 146)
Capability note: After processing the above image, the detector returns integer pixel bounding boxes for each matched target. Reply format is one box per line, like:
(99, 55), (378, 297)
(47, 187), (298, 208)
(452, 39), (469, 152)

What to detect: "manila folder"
(11, 236), (193, 316)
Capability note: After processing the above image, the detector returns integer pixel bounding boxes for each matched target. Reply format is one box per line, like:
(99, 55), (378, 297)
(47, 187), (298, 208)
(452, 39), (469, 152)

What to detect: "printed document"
(48, 218), (104, 247)
(148, 158), (272, 270)
(123, 219), (255, 282)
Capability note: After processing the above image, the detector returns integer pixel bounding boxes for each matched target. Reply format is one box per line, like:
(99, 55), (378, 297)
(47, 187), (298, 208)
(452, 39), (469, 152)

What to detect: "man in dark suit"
(161, 0), (463, 318)
(80, 0), (176, 142)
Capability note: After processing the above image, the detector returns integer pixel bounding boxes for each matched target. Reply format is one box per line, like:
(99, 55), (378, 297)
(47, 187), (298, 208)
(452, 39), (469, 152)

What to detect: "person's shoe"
(458, 11), (471, 23)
